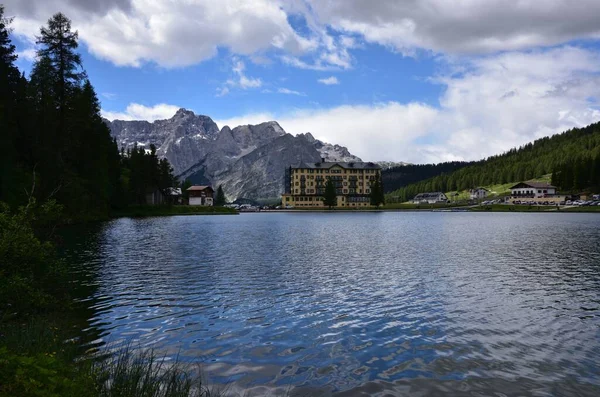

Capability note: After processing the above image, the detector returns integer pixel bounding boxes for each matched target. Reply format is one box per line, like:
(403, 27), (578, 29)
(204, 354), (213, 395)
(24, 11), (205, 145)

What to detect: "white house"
(412, 192), (449, 204)
(469, 187), (488, 200)
(510, 182), (556, 198)
(187, 185), (214, 206)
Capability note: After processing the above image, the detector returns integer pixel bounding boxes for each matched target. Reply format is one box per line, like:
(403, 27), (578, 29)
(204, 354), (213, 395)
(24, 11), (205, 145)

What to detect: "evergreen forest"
(386, 122), (600, 201)
(0, 9), (177, 222)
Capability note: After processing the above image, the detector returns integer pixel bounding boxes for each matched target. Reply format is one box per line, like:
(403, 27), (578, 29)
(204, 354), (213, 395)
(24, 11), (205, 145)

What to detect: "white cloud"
(102, 103), (180, 121)
(7, 0), (600, 73)
(5, 0), (323, 68)
(305, 0), (600, 54)
(318, 76), (339, 85)
(217, 59), (262, 96)
(101, 92), (117, 100)
(277, 87), (305, 96)
(16, 48), (37, 62)
(212, 47), (600, 163)
(216, 112), (276, 129)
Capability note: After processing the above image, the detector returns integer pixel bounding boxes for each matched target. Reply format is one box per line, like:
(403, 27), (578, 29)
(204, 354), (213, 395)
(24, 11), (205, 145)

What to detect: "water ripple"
(63, 212), (600, 395)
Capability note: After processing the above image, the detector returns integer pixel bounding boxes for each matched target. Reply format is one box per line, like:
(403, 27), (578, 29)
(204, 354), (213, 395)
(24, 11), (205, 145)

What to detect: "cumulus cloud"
(5, 0), (320, 68)
(318, 76), (339, 85)
(102, 103), (180, 121)
(305, 0), (600, 54)
(8, 0), (600, 69)
(213, 47), (600, 163)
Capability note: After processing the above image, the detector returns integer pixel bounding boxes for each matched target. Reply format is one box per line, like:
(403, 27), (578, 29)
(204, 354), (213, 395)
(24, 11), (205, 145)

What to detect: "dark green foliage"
(389, 122), (600, 201)
(215, 185), (226, 206)
(118, 145), (177, 206)
(382, 162), (471, 193)
(323, 178), (337, 208)
(370, 173), (385, 207)
(0, 11), (178, 218)
(0, 200), (71, 317)
(181, 179), (192, 202)
(552, 155), (600, 192)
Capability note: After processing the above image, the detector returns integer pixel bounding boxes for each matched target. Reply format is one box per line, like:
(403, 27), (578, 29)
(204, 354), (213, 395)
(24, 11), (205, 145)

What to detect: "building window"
(366, 189), (370, 193)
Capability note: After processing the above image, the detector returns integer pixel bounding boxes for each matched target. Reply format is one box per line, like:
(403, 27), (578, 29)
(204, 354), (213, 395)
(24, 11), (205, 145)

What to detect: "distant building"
(187, 185), (214, 206)
(145, 189), (167, 205)
(510, 182), (556, 198)
(166, 187), (183, 205)
(412, 192), (449, 204)
(281, 160), (382, 208)
(469, 187), (489, 200)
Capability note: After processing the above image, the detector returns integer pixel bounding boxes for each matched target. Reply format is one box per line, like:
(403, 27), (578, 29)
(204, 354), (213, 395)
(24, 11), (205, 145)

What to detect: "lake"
(64, 212), (600, 396)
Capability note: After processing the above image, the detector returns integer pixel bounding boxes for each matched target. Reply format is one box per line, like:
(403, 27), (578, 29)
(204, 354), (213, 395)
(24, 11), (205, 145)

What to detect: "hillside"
(382, 161), (472, 193)
(387, 122), (600, 201)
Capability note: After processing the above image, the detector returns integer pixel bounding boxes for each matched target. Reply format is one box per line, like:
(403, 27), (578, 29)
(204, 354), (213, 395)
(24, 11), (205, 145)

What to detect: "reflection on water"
(64, 212), (600, 395)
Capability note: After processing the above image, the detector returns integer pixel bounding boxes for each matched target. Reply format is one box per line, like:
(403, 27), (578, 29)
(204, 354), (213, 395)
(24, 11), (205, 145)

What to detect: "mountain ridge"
(104, 109), (369, 200)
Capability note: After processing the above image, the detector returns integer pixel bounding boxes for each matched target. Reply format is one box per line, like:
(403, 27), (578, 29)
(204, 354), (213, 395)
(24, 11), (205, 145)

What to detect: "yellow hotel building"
(281, 160), (382, 208)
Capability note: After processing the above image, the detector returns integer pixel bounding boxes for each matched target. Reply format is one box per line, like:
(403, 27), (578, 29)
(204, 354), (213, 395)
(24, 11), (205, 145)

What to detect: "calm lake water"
(65, 212), (600, 396)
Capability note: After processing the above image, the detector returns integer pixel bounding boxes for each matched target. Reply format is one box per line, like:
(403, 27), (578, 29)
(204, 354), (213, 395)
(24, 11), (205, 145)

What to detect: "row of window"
(293, 189), (370, 194)
(293, 169), (378, 175)
(296, 174), (377, 179)
(295, 181), (369, 187)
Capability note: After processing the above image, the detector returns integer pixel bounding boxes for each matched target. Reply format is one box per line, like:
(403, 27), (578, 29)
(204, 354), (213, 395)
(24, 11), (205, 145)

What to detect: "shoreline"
(247, 206), (600, 214)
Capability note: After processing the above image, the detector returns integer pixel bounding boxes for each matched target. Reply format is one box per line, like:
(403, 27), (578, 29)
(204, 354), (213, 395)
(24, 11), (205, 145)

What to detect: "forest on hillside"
(0, 10), (177, 221)
(382, 161), (472, 193)
(388, 122), (600, 201)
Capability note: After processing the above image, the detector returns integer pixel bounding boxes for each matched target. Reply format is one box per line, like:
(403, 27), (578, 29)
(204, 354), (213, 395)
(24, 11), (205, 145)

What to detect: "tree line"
(382, 161), (472, 193)
(387, 122), (600, 201)
(551, 155), (600, 193)
(0, 9), (180, 220)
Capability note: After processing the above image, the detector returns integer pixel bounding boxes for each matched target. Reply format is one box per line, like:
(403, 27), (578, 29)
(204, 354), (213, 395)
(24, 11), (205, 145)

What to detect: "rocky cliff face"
(104, 108), (363, 201)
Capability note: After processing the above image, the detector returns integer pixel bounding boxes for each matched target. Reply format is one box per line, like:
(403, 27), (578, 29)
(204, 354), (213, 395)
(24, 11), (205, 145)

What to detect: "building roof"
(510, 182), (556, 189)
(166, 187), (182, 196)
(293, 161), (381, 170)
(470, 187), (489, 192)
(186, 185), (214, 191)
(414, 192), (446, 199)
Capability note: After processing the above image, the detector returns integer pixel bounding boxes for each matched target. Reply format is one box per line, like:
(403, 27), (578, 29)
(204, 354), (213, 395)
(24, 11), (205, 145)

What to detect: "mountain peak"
(174, 108), (195, 117)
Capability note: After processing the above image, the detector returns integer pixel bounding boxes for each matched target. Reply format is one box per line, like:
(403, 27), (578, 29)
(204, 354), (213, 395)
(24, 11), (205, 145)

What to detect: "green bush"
(0, 200), (70, 318)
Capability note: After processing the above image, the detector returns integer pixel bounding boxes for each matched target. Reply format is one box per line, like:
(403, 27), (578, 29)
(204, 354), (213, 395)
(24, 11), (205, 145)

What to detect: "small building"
(166, 187), (183, 205)
(510, 182), (557, 198)
(412, 192), (449, 204)
(187, 185), (214, 206)
(469, 187), (488, 200)
(145, 188), (167, 205)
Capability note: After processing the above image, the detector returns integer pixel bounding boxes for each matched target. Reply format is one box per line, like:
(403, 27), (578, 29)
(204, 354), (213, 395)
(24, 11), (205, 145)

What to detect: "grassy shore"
(111, 205), (238, 218)
(0, 202), (225, 397)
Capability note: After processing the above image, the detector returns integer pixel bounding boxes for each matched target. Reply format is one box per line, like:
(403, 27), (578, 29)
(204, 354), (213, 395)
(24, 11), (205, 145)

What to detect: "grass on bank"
(110, 205), (238, 218)
(0, 201), (229, 397)
(561, 205), (600, 212)
(471, 204), (558, 212)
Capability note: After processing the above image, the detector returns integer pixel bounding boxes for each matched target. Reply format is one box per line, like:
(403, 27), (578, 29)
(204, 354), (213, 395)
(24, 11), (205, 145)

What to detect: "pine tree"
(215, 185), (226, 206)
(36, 13), (83, 135)
(370, 173), (385, 207)
(0, 6), (22, 204)
(323, 178), (336, 209)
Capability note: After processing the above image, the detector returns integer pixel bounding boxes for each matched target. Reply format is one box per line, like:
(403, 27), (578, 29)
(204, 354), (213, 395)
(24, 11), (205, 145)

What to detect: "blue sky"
(7, 0), (600, 162)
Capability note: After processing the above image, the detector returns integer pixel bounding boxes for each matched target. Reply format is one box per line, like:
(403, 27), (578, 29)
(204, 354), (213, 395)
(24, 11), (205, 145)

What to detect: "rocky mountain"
(104, 109), (363, 201)
(377, 161), (412, 169)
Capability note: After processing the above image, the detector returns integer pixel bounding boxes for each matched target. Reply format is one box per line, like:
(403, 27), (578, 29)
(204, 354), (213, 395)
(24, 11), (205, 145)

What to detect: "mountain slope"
(388, 121), (600, 201)
(105, 109), (362, 200)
